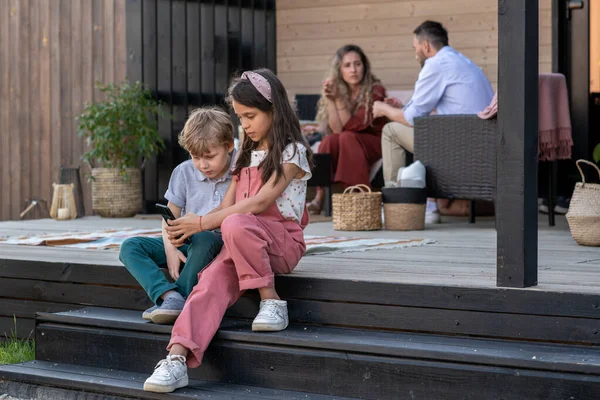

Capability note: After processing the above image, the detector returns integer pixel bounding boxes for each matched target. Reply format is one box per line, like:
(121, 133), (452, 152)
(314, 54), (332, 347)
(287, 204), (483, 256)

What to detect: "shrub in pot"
(77, 81), (166, 217)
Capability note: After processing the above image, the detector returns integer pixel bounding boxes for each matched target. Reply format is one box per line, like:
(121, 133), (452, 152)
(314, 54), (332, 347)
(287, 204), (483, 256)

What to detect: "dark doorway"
(555, 0), (600, 161)
(126, 0), (276, 209)
(590, 0), (600, 182)
(549, 0), (600, 197)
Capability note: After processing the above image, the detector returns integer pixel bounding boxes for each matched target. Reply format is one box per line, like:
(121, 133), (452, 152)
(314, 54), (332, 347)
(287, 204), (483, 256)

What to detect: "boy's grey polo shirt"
(164, 149), (236, 216)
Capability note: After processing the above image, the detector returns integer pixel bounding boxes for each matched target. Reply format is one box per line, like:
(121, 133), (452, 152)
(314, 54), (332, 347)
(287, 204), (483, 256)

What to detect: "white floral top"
(250, 142), (312, 222)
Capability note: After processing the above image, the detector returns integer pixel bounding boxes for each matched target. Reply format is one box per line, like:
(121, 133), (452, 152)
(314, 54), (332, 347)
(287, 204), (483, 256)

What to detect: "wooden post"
(551, 0), (560, 72)
(496, 0), (539, 288)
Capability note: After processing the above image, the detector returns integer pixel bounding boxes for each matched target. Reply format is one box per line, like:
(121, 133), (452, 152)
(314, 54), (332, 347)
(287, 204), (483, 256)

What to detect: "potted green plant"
(77, 81), (166, 217)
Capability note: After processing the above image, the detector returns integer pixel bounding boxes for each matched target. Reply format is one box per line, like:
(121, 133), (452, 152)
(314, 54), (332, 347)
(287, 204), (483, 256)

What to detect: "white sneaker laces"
(153, 355), (186, 378)
(259, 301), (283, 320)
(263, 303), (278, 317)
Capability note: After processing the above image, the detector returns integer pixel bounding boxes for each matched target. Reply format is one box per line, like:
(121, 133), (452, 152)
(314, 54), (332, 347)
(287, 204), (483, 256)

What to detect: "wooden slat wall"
(126, 0), (277, 207)
(0, 0), (126, 221)
(277, 0), (553, 98)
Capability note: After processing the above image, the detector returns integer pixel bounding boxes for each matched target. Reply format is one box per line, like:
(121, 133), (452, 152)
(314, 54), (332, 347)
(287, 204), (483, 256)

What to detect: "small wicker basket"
(566, 160), (600, 247)
(382, 187), (427, 231)
(91, 168), (142, 218)
(332, 184), (382, 231)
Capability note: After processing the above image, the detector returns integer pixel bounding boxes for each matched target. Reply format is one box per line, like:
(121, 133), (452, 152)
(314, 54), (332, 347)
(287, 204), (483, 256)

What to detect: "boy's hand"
(166, 247), (187, 280)
(166, 212), (201, 247)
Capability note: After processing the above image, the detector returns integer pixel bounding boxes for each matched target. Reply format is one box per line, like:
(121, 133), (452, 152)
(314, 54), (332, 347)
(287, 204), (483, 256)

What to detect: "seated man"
(373, 20), (494, 223)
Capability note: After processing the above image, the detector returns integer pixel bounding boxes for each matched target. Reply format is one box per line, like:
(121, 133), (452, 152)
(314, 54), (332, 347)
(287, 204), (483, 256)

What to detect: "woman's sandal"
(307, 199), (323, 215)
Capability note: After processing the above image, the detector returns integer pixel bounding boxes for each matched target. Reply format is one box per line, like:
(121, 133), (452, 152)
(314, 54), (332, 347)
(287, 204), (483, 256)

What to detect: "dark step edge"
(0, 361), (354, 400)
(36, 309), (173, 335)
(35, 308), (600, 376)
(5, 255), (600, 319)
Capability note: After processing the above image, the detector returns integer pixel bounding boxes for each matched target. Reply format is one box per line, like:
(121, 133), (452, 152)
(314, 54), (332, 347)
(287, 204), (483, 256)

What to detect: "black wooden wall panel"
(126, 0), (276, 209)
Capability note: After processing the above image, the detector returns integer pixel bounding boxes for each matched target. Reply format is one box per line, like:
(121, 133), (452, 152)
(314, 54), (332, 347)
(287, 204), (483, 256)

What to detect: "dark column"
(496, 0), (539, 288)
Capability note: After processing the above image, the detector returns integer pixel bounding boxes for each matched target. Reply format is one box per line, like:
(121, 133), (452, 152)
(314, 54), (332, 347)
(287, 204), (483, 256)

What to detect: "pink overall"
(168, 166), (308, 367)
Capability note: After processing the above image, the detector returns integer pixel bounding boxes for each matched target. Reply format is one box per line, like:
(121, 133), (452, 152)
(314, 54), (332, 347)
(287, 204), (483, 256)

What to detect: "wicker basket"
(382, 187), (427, 231)
(566, 160), (600, 246)
(91, 168), (142, 218)
(332, 184), (382, 231)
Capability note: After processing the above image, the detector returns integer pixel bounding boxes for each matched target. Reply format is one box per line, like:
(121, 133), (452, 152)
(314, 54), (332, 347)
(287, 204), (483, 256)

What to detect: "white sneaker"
(143, 355), (188, 393)
(425, 210), (441, 224)
(252, 299), (289, 332)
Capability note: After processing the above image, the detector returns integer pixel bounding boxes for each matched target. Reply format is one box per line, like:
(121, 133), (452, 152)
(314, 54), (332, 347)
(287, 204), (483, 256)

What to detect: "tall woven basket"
(566, 160), (600, 246)
(382, 187), (427, 231)
(332, 184), (382, 231)
(91, 168), (142, 218)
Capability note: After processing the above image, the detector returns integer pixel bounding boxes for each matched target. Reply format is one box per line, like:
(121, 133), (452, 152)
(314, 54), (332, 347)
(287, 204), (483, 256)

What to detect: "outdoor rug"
(0, 229), (435, 255)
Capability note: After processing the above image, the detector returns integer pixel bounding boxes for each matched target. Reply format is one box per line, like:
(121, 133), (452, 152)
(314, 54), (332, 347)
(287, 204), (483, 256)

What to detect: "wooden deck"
(2, 215), (600, 399)
(0, 214), (598, 293)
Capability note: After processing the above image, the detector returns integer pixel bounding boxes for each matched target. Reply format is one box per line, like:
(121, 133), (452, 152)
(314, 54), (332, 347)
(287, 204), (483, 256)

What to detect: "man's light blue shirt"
(403, 46), (494, 126)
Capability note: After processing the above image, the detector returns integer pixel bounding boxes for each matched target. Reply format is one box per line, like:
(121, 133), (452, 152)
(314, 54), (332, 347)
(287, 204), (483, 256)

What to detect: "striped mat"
(0, 229), (435, 255)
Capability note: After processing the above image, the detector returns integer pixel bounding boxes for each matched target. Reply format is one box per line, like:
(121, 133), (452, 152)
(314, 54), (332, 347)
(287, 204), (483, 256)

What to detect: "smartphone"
(155, 203), (191, 244)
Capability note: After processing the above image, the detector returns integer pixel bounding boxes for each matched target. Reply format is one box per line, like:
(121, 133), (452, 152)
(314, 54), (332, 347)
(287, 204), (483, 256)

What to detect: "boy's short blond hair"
(178, 107), (234, 156)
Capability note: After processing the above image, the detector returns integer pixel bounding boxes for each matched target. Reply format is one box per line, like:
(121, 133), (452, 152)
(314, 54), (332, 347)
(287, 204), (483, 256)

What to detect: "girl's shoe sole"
(143, 376), (188, 393)
(251, 321), (288, 332)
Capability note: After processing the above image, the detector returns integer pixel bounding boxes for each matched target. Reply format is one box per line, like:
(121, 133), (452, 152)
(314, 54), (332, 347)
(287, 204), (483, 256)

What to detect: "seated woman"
(308, 44), (388, 214)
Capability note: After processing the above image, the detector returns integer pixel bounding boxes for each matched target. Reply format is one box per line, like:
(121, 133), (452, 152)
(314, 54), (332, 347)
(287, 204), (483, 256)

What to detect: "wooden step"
(4, 249), (600, 345)
(0, 361), (352, 400)
(33, 307), (600, 400)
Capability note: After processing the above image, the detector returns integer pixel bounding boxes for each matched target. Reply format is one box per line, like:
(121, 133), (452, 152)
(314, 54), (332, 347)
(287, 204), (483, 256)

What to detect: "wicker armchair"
(413, 115), (498, 221)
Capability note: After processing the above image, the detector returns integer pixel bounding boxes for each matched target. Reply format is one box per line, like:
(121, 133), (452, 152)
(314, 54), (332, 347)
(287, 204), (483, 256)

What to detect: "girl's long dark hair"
(227, 68), (313, 185)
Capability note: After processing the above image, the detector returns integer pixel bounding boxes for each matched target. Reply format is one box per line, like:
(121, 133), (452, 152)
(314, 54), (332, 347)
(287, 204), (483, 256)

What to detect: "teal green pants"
(119, 231), (223, 304)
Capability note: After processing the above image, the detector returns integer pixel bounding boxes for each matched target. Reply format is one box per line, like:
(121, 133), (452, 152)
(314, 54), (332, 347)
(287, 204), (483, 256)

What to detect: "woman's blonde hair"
(315, 44), (381, 132)
(178, 106), (234, 156)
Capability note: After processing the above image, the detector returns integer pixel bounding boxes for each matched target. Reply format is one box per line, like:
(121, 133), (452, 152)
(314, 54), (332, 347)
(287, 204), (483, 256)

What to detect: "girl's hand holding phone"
(165, 212), (202, 247)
